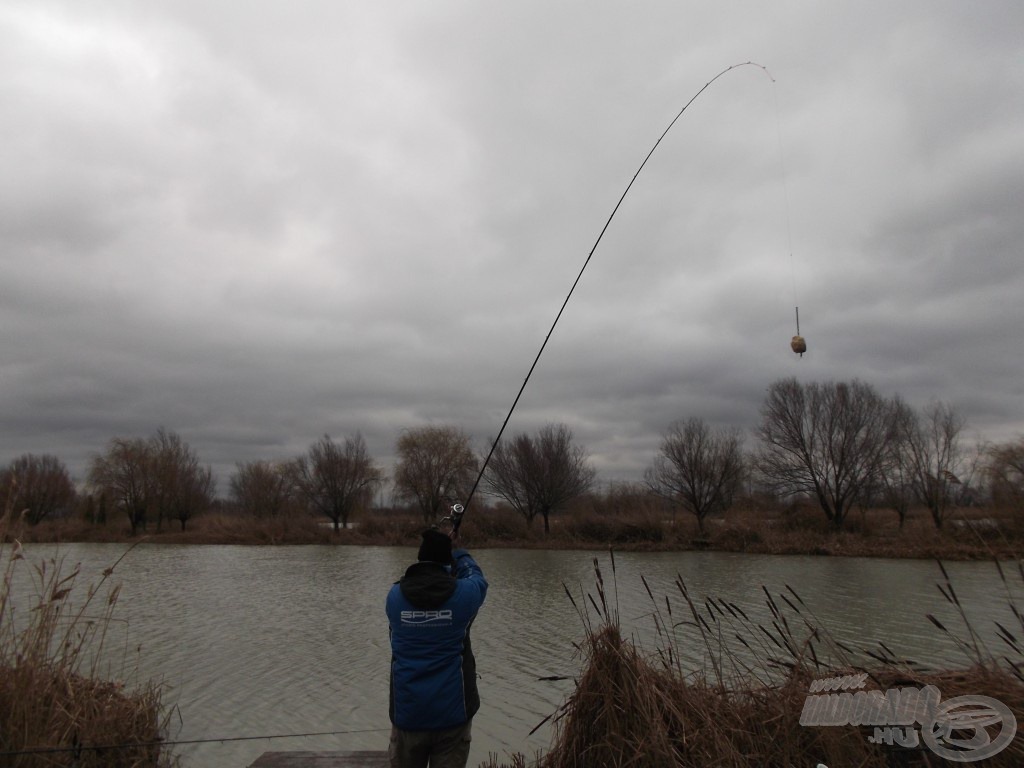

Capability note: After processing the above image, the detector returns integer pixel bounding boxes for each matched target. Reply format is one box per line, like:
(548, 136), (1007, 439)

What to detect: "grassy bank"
(1, 514), (175, 767)
(12, 502), (1022, 560)
(488, 557), (1024, 767)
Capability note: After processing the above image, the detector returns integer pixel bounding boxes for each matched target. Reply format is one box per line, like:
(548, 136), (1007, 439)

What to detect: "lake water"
(8, 544), (1020, 767)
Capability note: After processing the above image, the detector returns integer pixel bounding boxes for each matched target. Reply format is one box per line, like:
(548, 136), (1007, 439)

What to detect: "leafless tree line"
(3, 377), (1022, 535)
(85, 428), (215, 535)
(753, 378), (984, 530)
(232, 424), (597, 533)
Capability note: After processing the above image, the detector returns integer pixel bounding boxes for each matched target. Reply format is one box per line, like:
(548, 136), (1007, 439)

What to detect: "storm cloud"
(2, 1), (1022, 491)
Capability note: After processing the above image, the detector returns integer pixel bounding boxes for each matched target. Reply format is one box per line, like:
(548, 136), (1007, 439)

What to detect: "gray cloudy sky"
(2, 1), (1022, 493)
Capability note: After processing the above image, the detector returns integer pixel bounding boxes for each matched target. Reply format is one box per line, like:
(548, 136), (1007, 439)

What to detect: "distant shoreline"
(8, 507), (1019, 562)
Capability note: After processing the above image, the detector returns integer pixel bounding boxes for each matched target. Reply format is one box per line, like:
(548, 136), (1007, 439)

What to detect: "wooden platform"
(248, 751), (388, 767)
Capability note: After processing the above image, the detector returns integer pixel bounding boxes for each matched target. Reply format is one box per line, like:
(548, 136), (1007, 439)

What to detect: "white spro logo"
(801, 678), (1017, 762)
(400, 609), (453, 625)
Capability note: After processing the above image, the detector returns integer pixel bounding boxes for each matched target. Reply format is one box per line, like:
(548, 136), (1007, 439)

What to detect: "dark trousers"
(388, 720), (472, 768)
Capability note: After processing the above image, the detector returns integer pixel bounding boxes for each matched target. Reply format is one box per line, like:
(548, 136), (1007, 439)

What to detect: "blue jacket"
(386, 549), (488, 731)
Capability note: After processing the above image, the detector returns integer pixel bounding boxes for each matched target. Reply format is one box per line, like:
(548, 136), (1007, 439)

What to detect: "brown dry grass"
(485, 555), (1024, 768)
(1, 508), (175, 767)
(14, 512), (337, 546)
(13, 500), (1023, 561)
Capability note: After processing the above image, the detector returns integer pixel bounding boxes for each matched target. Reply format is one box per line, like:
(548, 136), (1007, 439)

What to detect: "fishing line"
(453, 61), (775, 529)
(770, 79), (807, 358)
(771, 80), (798, 318)
(0, 727), (391, 758)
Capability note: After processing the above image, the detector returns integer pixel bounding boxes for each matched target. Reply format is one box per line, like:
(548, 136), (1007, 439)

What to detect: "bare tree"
(987, 437), (1024, 509)
(88, 430), (214, 534)
(230, 460), (296, 519)
(904, 400), (971, 529)
(483, 423), (595, 533)
(755, 378), (890, 530)
(0, 454), (76, 525)
(876, 396), (917, 530)
(292, 433), (384, 531)
(149, 428), (215, 532)
(393, 426), (478, 523)
(644, 418), (744, 536)
(88, 437), (153, 535)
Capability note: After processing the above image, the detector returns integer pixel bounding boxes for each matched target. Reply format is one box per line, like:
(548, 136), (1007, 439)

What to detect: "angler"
(386, 525), (487, 768)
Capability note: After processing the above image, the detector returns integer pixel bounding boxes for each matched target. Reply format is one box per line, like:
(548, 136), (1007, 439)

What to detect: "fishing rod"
(445, 61), (774, 536)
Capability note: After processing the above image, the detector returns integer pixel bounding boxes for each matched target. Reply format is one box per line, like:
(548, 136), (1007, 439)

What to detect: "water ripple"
(12, 543), (1017, 767)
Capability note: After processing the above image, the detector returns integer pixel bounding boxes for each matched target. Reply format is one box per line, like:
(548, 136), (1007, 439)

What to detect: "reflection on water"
(11, 543), (1019, 767)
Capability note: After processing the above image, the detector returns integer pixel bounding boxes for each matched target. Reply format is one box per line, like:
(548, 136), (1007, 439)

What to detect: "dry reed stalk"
(530, 558), (1024, 768)
(1, 526), (175, 768)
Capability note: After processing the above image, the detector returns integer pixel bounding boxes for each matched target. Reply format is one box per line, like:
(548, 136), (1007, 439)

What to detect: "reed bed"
(1, 508), (175, 767)
(508, 553), (1024, 768)
(19, 503), (1022, 561)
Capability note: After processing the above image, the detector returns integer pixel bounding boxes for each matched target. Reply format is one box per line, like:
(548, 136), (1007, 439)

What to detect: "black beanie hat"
(418, 529), (453, 564)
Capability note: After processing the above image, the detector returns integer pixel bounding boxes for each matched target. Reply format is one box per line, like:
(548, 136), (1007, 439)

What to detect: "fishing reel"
(438, 501), (468, 532)
(440, 503), (465, 528)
